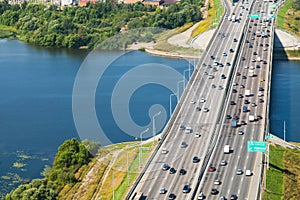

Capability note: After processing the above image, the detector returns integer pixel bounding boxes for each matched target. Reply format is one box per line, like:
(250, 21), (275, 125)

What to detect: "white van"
(162, 148), (168, 154)
(185, 127), (192, 133)
(246, 170), (252, 176)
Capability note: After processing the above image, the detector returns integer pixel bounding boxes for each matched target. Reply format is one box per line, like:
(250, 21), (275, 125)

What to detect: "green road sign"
(250, 14), (260, 19)
(265, 135), (274, 139)
(248, 141), (266, 152)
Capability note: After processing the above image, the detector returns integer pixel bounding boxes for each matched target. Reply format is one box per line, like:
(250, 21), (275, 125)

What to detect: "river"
(0, 39), (299, 196)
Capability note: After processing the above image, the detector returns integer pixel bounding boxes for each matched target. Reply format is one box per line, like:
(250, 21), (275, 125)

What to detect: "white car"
(236, 168), (243, 175)
(191, 100), (196, 104)
(238, 130), (244, 135)
(198, 192), (205, 199)
(250, 66), (255, 70)
(258, 91), (263, 97)
(203, 108), (209, 112)
(195, 132), (201, 138)
(160, 187), (167, 194)
(200, 98), (206, 103)
(214, 180), (221, 185)
(246, 170), (252, 176)
(162, 148), (168, 154)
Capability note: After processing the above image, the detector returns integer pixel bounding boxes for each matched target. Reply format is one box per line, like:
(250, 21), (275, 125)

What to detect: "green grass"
(264, 145), (285, 200)
(277, 0), (293, 29)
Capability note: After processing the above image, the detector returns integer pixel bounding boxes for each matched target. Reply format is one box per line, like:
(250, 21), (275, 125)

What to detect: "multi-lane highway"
(127, 0), (276, 199)
(195, 0), (275, 199)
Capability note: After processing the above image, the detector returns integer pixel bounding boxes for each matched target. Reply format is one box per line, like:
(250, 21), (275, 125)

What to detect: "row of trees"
(5, 138), (96, 199)
(0, 0), (203, 49)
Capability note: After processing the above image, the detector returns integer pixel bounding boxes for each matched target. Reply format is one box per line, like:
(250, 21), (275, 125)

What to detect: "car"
(212, 84), (216, 88)
(229, 48), (234, 53)
(210, 55), (215, 59)
(223, 52), (227, 56)
(250, 66), (255, 70)
(198, 192), (205, 199)
(258, 91), (263, 97)
(179, 168), (186, 175)
(182, 184), (190, 193)
(240, 84), (245, 88)
(169, 167), (176, 174)
(181, 141), (187, 148)
(253, 52), (257, 55)
(263, 60), (267, 64)
(221, 74), (226, 79)
(220, 160), (227, 166)
(203, 107), (209, 112)
(242, 56), (246, 60)
(219, 63), (224, 67)
(242, 75), (247, 79)
(259, 98), (264, 103)
(195, 132), (201, 138)
(211, 188), (218, 195)
(214, 180), (221, 185)
(236, 72), (241, 76)
(233, 38), (238, 42)
(179, 125), (185, 130)
(244, 99), (249, 104)
(257, 115), (263, 119)
(169, 193), (176, 200)
(220, 196), (227, 200)
(162, 163), (170, 170)
(230, 194), (238, 200)
(246, 169), (252, 176)
(241, 120), (246, 125)
(213, 61), (219, 66)
(209, 165), (216, 172)
(233, 115), (239, 120)
(236, 168), (243, 175)
(252, 58), (256, 62)
(162, 148), (168, 154)
(208, 75), (214, 79)
(200, 98), (206, 103)
(244, 65), (248, 69)
(218, 85), (223, 90)
(230, 100), (235, 105)
(246, 40), (249, 43)
(208, 64), (212, 68)
(265, 43), (269, 46)
(256, 64), (260, 68)
(226, 114), (231, 119)
(263, 47), (267, 51)
(238, 130), (244, 135)
(233, 82), (238, 86)
(249, 44), (253, 48)
(160, 187), (167, 194)
(232, 89), (237, 93)
(204, 71), (208, 75)
(193, 156), (200, 163)
(196, 106), (201, 111)
(251, 102), (256, 107)
(239, 94), (243, 98)
(226, 62), (231, 66)
(213, 67), (218, 72)
(190, 100), (196, 104)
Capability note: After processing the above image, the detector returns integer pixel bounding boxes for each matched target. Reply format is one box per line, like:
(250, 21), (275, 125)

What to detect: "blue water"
(0, 39), (192, 195)
(270, 60), (300, 142)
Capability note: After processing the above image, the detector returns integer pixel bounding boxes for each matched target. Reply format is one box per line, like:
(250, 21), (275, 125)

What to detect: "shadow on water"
(273, 32), (289, 60)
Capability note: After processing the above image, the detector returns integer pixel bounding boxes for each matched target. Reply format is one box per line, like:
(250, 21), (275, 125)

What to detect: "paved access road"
(128, 0), (259, 199)
(194, 0), (275, 199)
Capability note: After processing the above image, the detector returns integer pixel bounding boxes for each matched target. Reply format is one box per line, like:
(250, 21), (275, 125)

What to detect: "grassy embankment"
(191, 0), (224, 37)
(276, 0), (300, 58)
(264, 144), (300, 200)
(0, 24), (16, 38)
(59, 140), (158, 200)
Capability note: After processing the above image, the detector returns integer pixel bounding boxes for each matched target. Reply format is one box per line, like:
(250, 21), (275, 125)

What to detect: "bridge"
(127, 0), (277, 199)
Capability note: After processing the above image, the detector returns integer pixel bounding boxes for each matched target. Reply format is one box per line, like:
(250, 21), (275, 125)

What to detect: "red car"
(236, 72), (241, 76)
(209, 165), (216, 172)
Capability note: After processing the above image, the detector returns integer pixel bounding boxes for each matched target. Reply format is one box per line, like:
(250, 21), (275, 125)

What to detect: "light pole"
(112, 172), (114, 200)
(283, 120), (286, 142)
(139, 128), (149, 168)
(127, 152), (130, 187)
(183, 69), (191, 89)
(152, 111), (161, 138)
(169, 93), (177, 117)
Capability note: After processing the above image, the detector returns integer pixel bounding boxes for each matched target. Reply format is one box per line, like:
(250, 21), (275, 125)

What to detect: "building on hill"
(79, 0), (102, 6)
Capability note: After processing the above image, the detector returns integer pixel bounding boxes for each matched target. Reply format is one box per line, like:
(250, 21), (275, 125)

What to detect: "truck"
(231, 119), (237, 127)
(249, 114), (255, 122)
(245, 89), (251, 97)
(185, 126), (192, 133)
(224, 145), (230, 153)
(231, 15), (236, 22)
(249, 69), (254, 77)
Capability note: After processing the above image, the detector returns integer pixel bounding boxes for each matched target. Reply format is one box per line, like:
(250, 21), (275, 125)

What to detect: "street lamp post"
(152, 111), (161, 138)
(183, 69), (191, 89)
(139, 128), (149, 168)
(169, 93), (177, 117)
